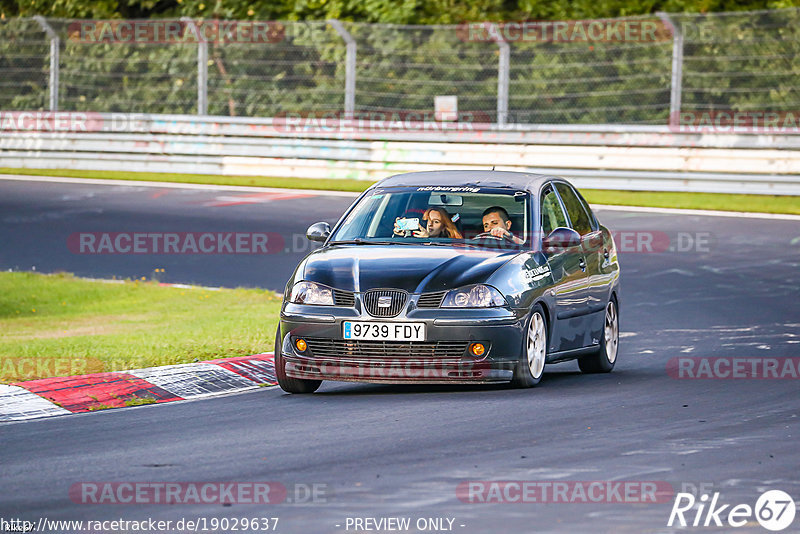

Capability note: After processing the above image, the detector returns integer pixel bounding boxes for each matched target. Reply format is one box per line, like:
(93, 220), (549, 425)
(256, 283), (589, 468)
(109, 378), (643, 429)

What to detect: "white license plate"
(343, 321), (425, 341)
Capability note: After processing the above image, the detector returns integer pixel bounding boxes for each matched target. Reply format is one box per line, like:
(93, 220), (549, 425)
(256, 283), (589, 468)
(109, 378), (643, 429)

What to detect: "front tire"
(578, 298), (619, 374)
(274, 324), (322, 394)
(511, 304), (547, 388)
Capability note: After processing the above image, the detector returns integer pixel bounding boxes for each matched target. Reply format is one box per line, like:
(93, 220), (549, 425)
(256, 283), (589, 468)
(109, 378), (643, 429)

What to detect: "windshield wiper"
(328, 239), (417, 246)
(419, 241), (459, 246)
(327, 239), (368, 245)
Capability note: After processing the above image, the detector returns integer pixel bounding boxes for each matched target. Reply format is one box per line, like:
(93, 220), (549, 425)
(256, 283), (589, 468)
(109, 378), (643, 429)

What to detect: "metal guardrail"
(2, 112), (796, 148)
(0, 113), (798, 195)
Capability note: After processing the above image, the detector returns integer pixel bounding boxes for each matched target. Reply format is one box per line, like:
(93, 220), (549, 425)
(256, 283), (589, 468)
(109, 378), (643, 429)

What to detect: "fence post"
(493, 24), (510, 127)
(327, 19), (356, 118)
(658, 12), (683, 126)
(181, 17), (208, 115)
(33, 16), (59, 111)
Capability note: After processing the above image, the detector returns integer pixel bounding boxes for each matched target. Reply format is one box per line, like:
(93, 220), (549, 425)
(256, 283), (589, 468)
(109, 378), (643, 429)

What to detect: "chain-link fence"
(1, 8), (798, 125)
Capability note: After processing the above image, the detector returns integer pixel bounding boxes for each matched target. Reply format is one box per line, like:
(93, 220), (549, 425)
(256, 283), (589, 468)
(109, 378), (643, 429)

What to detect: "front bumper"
(279, 304), (526, 384)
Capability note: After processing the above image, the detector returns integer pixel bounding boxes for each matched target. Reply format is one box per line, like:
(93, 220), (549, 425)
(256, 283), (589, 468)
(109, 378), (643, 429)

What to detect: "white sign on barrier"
(435, 96), (458, 122)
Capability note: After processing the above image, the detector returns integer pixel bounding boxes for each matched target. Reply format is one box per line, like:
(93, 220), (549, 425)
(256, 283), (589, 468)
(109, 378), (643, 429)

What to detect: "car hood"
(297, 244), (519, 293)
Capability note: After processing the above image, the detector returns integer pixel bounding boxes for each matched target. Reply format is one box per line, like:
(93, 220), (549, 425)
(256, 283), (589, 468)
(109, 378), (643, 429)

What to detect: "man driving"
(481, 206), (524, 245)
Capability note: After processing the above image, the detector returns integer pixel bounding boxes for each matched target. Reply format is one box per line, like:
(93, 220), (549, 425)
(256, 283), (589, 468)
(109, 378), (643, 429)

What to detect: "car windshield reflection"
(330, 187), (530, 249)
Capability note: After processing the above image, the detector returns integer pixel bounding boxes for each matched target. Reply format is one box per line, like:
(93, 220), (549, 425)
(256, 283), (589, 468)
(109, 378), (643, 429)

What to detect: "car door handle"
(603, 249), (609, 260)
(579, 257), (586, 271)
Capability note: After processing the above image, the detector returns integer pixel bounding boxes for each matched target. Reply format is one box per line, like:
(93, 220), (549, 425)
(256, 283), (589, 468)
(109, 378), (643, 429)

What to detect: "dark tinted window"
(555, 183), (593, 236)
(573, 188), (597, 229)
(540, 187), (568, 236)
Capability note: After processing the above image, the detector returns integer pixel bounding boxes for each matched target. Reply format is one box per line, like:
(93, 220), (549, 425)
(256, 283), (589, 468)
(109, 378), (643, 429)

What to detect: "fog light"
(295, 338), (307, 352)
(469, 343), (486, 356)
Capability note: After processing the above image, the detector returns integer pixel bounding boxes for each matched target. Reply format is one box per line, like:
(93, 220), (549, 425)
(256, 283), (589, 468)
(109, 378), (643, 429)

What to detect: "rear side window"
(540, 187), (568, 237)
(555, 183), (593, 236)
(573, 188), (598, 229)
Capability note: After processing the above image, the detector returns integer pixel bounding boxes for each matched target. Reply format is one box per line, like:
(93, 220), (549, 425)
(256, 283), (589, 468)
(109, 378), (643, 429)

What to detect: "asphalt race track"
(0, 179), (355, 291)
(1, 178), (799, 533)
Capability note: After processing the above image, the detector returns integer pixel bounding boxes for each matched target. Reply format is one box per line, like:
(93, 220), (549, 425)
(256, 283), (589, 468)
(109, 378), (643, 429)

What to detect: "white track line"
(591, 204), (800, 221)
(1, 173), (797, 220)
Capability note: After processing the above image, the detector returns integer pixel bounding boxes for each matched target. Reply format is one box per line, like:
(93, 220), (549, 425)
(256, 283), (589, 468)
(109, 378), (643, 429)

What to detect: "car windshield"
(330, 186), (530, 248)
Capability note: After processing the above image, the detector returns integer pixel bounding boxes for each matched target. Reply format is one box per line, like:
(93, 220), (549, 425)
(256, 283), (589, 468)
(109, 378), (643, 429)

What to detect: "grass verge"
(0, 167), (372, 193)
(582, 189), (800, 215)
(0, 272), (281, 383)
(1, 167), (798, 215)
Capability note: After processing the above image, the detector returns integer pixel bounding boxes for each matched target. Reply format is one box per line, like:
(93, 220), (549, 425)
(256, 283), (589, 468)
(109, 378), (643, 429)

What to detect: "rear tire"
(511, 304), (547, 388)
(274, 324), (321, 393)
(578, 298), (619, 374)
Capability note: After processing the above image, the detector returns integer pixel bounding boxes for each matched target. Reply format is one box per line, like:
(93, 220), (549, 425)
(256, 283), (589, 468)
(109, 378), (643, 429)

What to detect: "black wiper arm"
(328, 239), (416, 245)
(420, 240), (468, 246)
(360, 240), (419, 245)
(328, 239), (367, 245)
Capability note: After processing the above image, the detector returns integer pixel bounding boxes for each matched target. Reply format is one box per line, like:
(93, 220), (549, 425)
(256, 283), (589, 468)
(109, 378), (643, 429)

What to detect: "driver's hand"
(489, 227), (508, 238)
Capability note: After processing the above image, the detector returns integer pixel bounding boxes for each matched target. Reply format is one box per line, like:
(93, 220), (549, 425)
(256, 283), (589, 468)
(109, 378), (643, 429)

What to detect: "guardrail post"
(494, 24), (510, 128)
(182, 17), (208, 115)
(327, 19), (356, 118)
(658, 12), (683, 126)
(34, 16), (59, 111)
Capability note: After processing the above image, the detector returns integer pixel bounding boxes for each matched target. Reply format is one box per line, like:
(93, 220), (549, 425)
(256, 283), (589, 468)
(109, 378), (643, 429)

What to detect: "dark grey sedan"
(275, 170), (620, 393)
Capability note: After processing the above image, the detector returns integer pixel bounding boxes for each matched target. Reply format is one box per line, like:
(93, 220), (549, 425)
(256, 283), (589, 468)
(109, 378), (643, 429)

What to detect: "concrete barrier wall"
(1, 113), (798, 194)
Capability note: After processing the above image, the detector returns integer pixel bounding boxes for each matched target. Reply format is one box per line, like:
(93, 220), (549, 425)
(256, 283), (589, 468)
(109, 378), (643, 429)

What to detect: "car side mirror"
(542, 227), (581, 252)
(306, 222), (331, 243)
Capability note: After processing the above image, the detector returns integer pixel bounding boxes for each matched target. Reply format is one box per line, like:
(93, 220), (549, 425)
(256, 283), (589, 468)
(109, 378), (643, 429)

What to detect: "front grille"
(304, 338), (469, 359)
(363, 289), (407, 317)
(417, 291), (447, 308)
(333, 289), (355, 307)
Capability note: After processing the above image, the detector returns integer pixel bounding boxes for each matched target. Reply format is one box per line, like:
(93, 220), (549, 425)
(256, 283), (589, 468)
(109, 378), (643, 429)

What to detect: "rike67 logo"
(668, 490), (796, 531)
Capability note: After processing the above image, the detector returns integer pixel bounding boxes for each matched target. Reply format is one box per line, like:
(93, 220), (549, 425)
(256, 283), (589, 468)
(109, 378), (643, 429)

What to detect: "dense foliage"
(1, 1), (798, 123)
(2, 0), (800, 23)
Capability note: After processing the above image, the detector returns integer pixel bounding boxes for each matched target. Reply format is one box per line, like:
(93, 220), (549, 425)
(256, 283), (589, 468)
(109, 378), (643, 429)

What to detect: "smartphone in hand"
(396, 218), (420, 231)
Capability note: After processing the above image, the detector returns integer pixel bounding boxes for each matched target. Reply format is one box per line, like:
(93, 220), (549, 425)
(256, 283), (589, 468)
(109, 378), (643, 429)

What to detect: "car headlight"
(441, 284), (506, 308)
(289, 281), (334, 306)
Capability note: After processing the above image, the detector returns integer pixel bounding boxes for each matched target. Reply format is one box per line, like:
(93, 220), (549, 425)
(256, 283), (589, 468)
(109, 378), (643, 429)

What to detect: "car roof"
(372, 170), (558, 192)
